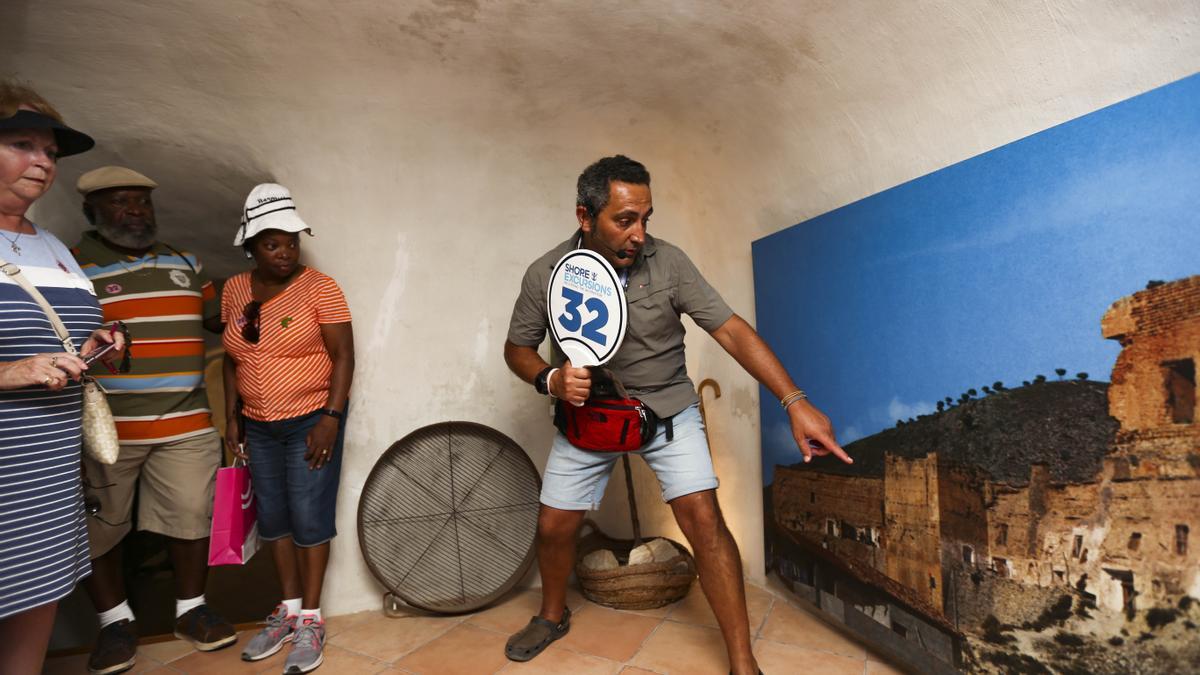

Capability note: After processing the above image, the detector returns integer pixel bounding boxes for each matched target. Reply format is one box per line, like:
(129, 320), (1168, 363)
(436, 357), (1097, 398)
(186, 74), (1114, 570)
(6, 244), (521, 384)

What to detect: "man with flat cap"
(70, 166), (235, 674)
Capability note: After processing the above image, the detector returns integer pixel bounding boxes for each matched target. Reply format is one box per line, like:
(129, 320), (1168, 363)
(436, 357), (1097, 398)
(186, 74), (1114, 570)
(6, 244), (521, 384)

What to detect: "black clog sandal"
(505, 607), (571, 662)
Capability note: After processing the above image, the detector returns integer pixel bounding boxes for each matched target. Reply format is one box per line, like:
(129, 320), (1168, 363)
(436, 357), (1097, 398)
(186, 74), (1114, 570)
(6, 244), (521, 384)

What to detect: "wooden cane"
(622, 454), (642, 548)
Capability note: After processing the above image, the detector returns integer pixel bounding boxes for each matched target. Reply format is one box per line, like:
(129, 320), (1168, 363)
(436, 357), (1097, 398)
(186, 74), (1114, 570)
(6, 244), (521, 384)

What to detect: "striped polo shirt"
(221, 267), (351, 421)
(0, 225), (101, 619)
(71, 231), (219, 444)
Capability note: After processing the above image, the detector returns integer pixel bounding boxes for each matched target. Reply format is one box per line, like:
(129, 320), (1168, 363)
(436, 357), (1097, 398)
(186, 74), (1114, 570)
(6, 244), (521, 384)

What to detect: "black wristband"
(320, 407), (343, 421)
(534, 366), (554, 395)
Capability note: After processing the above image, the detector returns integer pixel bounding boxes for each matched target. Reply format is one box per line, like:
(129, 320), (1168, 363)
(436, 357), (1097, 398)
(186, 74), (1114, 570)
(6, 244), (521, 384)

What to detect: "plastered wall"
(3, 1), (1199, 616)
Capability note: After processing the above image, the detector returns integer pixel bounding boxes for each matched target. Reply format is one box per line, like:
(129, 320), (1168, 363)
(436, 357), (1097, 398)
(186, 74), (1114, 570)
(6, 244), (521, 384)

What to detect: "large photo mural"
(752, 73), (1200, 674)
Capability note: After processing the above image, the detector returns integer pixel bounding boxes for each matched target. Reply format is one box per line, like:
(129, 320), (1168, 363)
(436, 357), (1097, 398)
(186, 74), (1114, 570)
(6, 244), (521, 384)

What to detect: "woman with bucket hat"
(0, 80), (125, 673)
(221, 183), (354, 673)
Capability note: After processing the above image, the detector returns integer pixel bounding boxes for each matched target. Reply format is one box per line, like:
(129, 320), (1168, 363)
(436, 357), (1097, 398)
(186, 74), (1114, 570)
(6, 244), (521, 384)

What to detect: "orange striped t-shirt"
(221, 267), (351, 421)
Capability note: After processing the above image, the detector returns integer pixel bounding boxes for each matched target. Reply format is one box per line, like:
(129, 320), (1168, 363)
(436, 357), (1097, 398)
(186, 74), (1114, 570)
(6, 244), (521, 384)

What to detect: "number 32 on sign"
(546, 249), (628, 368)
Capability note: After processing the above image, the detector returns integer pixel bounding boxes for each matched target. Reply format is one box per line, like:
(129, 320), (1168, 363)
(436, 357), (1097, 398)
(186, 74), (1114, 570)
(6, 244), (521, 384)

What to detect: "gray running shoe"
(284, 616), (326, 674)
(241, 604), (297, 662)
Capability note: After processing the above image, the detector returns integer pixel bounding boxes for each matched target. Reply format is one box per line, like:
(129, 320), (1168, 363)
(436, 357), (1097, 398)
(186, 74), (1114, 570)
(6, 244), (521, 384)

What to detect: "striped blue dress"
(0, 225), (101, 619)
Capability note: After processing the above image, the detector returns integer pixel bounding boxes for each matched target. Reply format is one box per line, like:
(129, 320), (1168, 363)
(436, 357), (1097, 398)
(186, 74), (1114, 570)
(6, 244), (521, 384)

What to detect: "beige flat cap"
(76, 166), (158, 195)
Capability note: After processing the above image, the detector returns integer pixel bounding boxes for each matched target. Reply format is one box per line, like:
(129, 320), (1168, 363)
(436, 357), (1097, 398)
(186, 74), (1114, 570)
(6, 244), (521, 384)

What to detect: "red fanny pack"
(554, 397), (659, 452)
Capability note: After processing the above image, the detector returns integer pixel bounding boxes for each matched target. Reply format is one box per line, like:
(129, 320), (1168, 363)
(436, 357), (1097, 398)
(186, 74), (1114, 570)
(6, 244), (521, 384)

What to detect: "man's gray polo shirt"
(507, 231), (734, 418)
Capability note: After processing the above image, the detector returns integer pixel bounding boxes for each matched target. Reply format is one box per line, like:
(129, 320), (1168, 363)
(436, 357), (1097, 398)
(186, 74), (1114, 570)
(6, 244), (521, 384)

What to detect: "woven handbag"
(0, 256), (120, 464)
(78, 378), (120, 464)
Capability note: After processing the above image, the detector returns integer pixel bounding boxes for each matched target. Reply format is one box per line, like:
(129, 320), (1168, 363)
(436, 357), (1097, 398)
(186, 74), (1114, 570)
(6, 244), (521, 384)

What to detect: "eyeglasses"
(242, 301), (262, 343)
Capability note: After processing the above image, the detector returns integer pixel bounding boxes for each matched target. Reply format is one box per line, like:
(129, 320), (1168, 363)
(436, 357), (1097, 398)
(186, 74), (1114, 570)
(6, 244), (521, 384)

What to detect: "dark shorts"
(244, 408), (346, 547)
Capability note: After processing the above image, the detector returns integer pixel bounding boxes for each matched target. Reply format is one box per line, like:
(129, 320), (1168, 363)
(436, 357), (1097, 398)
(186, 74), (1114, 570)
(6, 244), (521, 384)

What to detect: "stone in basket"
(573, 455), (697, 610)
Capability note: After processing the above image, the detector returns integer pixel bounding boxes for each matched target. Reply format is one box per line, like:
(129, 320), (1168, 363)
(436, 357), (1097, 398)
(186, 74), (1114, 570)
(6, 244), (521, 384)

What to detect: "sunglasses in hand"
(81, 342), (120, 374)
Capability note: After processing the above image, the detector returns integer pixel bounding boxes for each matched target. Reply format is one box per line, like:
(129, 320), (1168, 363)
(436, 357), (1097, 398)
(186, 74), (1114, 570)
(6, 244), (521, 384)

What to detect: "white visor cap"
(234, 183), (313, 246)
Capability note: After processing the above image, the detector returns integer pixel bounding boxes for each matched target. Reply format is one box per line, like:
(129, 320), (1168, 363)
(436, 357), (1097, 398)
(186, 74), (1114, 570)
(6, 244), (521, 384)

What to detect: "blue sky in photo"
(753, 72), (1200, 483)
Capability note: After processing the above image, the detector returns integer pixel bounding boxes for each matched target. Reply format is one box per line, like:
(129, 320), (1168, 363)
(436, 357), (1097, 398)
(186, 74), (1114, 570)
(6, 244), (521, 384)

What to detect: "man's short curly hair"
(576, 155), (651, 219)
(0, 79), (64, 122)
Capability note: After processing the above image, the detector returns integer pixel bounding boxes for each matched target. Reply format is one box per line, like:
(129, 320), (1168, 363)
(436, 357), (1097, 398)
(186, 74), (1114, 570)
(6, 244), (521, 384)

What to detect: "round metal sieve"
(357, 421), (540, 613)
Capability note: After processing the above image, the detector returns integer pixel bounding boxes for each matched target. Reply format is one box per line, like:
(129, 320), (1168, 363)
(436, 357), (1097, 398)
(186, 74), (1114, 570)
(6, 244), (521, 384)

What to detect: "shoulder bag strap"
(0, 254), (79, 355)
(599, 367), (632, 400)
(160, 242), (198, 275)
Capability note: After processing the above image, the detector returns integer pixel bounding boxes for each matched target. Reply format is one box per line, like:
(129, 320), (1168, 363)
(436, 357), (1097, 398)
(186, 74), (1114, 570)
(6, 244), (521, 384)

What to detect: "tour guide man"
(503, 155), (853, 673)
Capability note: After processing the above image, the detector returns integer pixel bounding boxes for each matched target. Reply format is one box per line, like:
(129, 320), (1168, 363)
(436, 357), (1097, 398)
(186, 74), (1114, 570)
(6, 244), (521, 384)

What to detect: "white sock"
(283, 598), (302, 617)
(175, 594), (206, 619)
(98, 600), (135, 628)
(300, 607), (322, 622)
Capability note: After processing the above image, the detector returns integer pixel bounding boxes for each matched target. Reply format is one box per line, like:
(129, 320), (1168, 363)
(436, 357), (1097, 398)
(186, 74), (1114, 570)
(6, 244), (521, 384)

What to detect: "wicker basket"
(575, 519), (696, 610)
(572, 381), (720, 611)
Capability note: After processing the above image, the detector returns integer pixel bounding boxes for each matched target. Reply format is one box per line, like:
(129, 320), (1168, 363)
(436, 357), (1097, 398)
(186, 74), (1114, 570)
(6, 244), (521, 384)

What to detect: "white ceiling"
(4, 1), (1199, 279)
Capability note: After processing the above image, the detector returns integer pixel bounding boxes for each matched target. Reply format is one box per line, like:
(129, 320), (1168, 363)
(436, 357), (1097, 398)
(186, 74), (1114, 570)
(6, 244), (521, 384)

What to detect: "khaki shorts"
(83, 430), (221, 558)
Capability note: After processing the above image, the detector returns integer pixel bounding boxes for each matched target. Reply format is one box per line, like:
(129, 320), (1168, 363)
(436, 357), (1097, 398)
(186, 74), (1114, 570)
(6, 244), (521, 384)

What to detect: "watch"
(534, 366), (554, 395)
(320, 407), (344, 422)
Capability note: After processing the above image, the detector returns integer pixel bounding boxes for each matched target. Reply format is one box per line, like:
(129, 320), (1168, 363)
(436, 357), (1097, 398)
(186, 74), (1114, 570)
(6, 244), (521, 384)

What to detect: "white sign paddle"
(546, 248), (628, 370)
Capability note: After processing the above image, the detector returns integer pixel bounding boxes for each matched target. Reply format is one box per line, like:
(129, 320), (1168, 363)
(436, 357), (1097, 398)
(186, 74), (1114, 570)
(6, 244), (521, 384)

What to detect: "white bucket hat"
(234, 183), (313, 246)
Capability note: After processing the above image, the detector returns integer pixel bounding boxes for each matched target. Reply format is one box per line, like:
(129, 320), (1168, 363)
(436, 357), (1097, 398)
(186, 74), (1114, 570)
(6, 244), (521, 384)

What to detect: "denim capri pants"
(244, 408), (346, 547)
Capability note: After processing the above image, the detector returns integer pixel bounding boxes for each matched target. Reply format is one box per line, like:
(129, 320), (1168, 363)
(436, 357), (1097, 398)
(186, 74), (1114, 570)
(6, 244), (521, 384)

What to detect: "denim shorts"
(540, 403), (719, 510)
(244, 408), (346, 547)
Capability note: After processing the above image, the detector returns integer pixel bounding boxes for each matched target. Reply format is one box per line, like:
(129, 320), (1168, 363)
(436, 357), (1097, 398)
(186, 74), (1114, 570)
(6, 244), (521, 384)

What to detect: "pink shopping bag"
(207, 458), (261, 565)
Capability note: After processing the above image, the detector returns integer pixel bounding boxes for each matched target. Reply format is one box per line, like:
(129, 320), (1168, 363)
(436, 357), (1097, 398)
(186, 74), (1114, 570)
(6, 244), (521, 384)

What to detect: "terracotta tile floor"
(44, 579), (904, 674)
